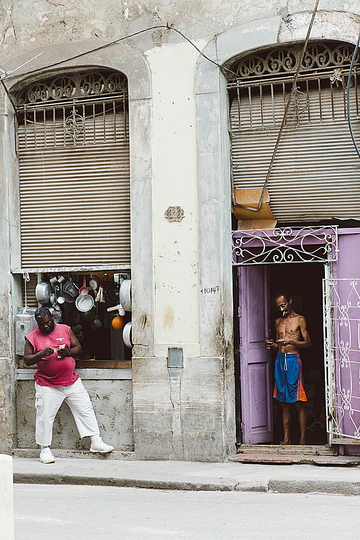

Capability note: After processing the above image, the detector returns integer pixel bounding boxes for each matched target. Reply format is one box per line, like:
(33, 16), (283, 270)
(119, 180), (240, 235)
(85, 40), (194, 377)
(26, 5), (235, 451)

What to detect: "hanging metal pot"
(75, 294), (94, 313)
(35, 282), (52, 305)
(123, 322), (132, 348)
(120, 280), (132, 312)
(63, 280), (79, 303)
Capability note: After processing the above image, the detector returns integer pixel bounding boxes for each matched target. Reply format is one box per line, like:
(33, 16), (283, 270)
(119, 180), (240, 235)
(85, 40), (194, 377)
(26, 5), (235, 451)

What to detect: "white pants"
(35, 378), (100, 447)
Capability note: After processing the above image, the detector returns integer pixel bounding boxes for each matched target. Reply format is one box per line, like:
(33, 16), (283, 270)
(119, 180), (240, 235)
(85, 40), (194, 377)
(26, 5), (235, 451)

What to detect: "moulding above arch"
(195, 10), (360, 94)
(278, 10), (360, 45)
(3, 39), (151, 101)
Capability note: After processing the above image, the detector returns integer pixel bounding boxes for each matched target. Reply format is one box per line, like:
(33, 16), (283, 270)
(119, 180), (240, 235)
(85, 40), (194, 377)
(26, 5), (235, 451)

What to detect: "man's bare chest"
(277, 319), (300, 336)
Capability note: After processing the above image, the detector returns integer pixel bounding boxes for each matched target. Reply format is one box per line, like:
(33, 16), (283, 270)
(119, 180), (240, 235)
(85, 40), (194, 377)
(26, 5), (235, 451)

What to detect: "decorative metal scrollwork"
(232, 226), (338, 265)
(288, 86), (308, 120)
(65, 106), (85, 144)
(323, 278), (360, 440)
(16, 70), (128, 105)
(229, 42), (358, 81)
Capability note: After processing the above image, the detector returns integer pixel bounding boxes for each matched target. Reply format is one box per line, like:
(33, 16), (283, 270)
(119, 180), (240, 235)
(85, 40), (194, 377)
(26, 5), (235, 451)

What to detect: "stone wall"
(16, 371), (133, 451)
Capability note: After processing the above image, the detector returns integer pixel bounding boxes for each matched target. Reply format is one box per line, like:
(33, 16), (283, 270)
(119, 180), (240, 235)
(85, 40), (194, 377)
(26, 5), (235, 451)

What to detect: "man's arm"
(57, 329), (82, 359)
(265, 318), (280, 351)
(24, 339), (54, 366)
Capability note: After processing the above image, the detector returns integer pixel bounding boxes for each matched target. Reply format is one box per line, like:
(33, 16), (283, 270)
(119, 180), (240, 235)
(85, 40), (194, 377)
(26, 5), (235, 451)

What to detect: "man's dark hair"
(35, 306), (52, 320)
(274, 289), (291, 301)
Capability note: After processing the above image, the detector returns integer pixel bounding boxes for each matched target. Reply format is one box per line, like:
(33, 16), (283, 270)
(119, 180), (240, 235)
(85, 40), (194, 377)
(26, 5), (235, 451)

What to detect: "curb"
(14, 472), (360, 495)
(13, 473), (239, 492)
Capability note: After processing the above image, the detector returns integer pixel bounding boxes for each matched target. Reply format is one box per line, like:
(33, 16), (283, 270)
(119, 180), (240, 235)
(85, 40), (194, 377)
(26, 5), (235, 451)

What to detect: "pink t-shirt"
(26, 324), (79, 387)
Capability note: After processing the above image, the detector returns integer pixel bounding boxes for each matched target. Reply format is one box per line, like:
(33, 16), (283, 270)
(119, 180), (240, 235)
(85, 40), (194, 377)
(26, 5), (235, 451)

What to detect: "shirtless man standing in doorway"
(265, 290), (311, 445)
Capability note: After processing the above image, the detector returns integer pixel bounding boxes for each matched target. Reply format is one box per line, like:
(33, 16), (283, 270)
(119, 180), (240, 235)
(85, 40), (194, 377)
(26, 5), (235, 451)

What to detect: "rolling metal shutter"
(17, 95), (130, 269)
(229, 46), (360, 223)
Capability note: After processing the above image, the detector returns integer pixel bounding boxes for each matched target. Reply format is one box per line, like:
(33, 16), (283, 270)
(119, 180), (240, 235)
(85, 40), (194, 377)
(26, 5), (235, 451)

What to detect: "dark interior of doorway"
(269, 263), (327, 445)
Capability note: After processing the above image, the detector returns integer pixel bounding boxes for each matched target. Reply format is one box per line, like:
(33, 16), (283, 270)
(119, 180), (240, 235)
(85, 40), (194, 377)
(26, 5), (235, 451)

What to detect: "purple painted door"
(238, 265), (273, 444)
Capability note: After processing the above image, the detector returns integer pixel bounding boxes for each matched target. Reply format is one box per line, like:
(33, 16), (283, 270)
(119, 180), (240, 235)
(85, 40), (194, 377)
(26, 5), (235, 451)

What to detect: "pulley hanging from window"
(14, 70), (130, 270)
(228, 42), (360, 224)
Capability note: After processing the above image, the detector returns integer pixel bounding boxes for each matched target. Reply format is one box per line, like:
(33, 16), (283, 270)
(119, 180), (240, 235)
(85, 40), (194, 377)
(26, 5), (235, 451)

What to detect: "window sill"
(76, 360), (131, 369)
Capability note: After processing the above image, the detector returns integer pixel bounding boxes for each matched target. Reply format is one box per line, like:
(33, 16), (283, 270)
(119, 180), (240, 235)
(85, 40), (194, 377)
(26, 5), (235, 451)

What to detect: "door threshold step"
(229, 453), (360, 466)
(236, 444), (335, 456)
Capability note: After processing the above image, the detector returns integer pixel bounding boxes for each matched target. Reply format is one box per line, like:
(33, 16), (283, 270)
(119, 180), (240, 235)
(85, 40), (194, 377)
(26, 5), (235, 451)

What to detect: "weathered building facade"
(1, 1), (360, 460)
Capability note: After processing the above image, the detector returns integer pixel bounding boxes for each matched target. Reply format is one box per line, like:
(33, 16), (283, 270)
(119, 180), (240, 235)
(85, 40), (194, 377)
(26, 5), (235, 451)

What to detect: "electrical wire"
(346, 28), (360, 160)
(2, 24), (239, 84)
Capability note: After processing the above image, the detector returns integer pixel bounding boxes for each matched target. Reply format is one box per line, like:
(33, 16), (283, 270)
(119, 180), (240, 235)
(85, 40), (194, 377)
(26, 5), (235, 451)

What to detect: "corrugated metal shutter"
(18, 112), (130, 268)
(230, 81), (360, 223)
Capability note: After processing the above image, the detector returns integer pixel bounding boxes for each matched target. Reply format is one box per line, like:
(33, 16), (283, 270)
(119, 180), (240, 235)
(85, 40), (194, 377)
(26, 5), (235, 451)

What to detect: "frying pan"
(75, 294), (94, 313)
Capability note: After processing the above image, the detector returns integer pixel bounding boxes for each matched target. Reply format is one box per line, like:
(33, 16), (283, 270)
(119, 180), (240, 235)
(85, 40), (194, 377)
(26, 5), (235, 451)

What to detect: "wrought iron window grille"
(232, 226), (338, 265)
(227, 42), (360, 85)
(227, 42), (360, 131)
(13, 70), (129, 150)
(13, 70), (128, 107)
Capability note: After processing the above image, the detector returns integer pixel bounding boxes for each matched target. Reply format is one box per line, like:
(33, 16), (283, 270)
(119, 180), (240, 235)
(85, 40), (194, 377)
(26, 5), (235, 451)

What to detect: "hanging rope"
(232, 0), (320, 213)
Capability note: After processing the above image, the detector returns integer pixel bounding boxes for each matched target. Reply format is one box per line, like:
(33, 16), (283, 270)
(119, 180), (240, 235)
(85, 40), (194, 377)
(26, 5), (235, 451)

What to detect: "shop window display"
(35, 272), (131, 366)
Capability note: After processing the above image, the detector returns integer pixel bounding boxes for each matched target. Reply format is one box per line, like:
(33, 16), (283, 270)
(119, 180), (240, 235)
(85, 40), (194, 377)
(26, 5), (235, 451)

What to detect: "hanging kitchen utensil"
(79, 276), (89, 296)
(81, 309), (96, 322)
(107, 303), (126, 316)
(123, 322), (132, 348)
(63, 280), (79, 300)
(75, 293), (94, 313)
(91, 318), (102, 330)
(89, 277), (99, 291)
(49, 307), (62, 323)
(120, 279), (132, 311)
(57, 282), (66, 305)
(95, 285), (105, 303)
(35, 282), (52, 305)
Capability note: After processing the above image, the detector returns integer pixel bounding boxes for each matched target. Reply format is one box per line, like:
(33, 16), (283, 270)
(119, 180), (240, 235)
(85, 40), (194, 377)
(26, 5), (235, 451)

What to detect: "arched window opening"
(13, 69), (130, 269)
(227, 41), (360, 224)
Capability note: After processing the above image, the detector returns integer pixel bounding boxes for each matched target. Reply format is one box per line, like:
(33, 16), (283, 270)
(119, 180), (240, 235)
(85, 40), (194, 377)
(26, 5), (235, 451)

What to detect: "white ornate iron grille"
(232, 226), (338, 265)
(323, 278), (360, 441)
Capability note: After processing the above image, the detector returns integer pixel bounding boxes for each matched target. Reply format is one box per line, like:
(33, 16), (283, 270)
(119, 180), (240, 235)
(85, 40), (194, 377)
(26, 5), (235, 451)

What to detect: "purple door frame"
(233, 226), (339, 445)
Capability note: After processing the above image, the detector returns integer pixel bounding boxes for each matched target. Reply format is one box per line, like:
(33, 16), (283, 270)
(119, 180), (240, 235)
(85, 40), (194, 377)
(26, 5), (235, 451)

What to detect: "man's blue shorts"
(273, 352), (307, 403)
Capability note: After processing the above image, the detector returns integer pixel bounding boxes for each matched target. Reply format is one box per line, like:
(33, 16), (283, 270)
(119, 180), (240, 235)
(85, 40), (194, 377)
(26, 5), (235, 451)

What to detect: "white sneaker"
(39, 447), (55, 464)
(90, 438), (114, 453)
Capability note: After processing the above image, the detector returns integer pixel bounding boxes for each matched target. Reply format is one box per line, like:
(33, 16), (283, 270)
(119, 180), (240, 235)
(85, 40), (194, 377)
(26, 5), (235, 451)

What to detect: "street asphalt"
(12, 452), (360, 496)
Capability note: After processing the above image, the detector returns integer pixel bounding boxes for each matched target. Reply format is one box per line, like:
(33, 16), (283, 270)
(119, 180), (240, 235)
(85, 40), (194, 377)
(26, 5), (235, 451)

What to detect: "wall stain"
(163, 305), (174, 329)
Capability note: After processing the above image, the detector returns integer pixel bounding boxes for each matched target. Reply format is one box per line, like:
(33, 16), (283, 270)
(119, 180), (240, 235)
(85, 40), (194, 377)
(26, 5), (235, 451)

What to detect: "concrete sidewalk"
(12, 453), (360, 496)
